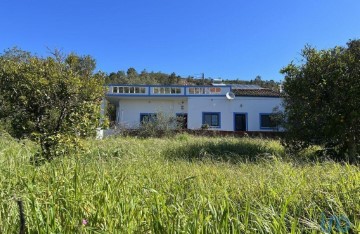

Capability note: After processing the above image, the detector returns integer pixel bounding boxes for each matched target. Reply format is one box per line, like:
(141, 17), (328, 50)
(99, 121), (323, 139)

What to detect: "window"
(189, 87), (205, 94)
(202, 112), (221, 128)
(260, 114), (277, 128)
(188, 87), (220, 94)
(140, 113), (157, 124)
(112, 86), (146, 94)
(152, 87), (181, 94)
(209, 87), (221, 93)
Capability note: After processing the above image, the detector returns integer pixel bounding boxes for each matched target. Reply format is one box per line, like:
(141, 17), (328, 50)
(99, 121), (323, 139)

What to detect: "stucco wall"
(187, 96), (282, 131)
(115, 96), (282, 131)
(117, 98), (188, 128)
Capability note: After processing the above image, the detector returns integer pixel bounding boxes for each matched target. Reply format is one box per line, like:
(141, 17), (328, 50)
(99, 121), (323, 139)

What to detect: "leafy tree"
(105, 70), (127, 84)
(167, 72), (179, 85)
(253, 75), (262, 85)
(270, 106), (285, 132)
(126, 67), (138, 79)
(152, 72), (169, 85)
(280, 40), (360, 162)
(65, 53), (96, 77)
(0, 48), (105, 161)
(139, 69), (157, 84)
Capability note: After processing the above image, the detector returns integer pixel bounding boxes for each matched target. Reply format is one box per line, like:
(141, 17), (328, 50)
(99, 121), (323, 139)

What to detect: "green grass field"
(0, 133), (359, 233)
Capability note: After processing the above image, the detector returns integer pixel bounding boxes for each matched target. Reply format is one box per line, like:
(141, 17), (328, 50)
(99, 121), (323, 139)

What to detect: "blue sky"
(1, 1), (360, 81)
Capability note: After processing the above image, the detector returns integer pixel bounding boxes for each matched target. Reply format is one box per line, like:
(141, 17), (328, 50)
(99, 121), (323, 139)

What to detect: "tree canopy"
(105, 69), (280, 90)
(280, 39), (360, 161)
(0, 48), (105, 161)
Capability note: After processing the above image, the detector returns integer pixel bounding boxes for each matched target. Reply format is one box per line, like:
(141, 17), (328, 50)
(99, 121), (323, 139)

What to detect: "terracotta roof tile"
(232, 89), (281, 97)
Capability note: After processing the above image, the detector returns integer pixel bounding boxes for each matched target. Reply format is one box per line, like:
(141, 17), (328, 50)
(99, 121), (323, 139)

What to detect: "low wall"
(185, 130), (284, 138)
(97, 128), (283, 139)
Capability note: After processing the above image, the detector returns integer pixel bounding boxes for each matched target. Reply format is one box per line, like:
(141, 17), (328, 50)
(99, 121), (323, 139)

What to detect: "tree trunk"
(347, 133), (358, 163)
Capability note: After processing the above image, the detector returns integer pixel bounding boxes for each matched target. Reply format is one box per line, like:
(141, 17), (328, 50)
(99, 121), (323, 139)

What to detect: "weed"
(0, 135), (359, 233)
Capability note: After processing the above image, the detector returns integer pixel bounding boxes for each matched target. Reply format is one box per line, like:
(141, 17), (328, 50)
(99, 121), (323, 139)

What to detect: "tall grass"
(0, 133), (359, 233)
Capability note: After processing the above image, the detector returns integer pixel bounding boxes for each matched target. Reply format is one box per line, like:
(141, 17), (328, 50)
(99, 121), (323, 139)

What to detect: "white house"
(105, 84), (282, 132)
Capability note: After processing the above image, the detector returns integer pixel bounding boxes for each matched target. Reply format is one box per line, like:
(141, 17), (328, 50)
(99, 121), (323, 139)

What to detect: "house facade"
(105, 84), (282, 132)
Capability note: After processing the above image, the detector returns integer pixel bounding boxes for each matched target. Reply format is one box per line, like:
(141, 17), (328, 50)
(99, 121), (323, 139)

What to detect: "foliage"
(105, 101), (117, 127)
(137, 112), (181, 138)
(201, 123), (210, 130)
(1, 135), (360, 233)
(270, 106), (285, 132)
(280, 40), (360, 162)
(105, 68), (186, 86)
(126, 67), (138, 79)
(223, 75), (281, 91)
(0, 48), (105, 161)
(105, 68), (280, 89)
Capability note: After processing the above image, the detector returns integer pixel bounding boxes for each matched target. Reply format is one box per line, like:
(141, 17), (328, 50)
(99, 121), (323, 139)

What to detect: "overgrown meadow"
(0, 133), (359, 233)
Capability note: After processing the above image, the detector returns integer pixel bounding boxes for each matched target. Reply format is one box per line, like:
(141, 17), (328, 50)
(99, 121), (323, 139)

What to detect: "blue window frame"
(260, 113), (276, 129)
(202, 112), (221, 128)
(140, 113), (157, 124)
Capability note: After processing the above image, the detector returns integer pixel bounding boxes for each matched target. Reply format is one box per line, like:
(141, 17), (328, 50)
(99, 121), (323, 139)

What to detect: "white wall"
(114, 96), (282, 131)
(187, 96), (282, 131)
(117, 99), (188, 128)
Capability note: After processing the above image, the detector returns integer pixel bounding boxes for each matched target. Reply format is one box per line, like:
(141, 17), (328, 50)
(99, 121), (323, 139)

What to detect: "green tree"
(167, 72), (178, 85)
(139, 69), (157, 84)
(280, 40), (360, 162)
(105, 70), (127, 84)
(126, 67), (138, 80)
(0, 48), (105, 161)
(65, 53), (96, 77)
(253, 75), (262, 85)
(270, 106), (284, 132)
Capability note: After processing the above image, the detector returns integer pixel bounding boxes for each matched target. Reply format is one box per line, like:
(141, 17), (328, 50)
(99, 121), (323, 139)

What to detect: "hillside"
(105, 68), (280, 91)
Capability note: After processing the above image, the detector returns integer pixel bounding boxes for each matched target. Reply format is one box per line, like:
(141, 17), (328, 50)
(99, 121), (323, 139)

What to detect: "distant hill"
(105, 68), (280, 91)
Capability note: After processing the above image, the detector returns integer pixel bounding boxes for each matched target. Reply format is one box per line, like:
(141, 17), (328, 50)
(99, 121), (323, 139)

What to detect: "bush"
(137, 112), (180, 138)
(281, 40), (360, 162)
(0, 48), (105, 161)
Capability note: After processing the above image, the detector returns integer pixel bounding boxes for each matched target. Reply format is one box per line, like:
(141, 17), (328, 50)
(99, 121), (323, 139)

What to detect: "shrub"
(0, 48), (105, 161)
(137, 112), (180, 138)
